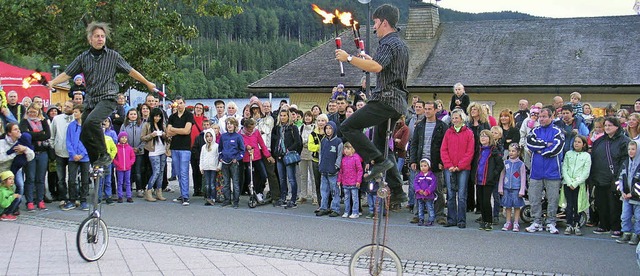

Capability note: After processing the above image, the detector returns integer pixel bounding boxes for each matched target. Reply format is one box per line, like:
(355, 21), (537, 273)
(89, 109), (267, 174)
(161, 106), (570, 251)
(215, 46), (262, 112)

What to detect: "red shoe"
(27, 202), (35, 212)
(38, 201), (48, 210)
(1, 214), (17, 221)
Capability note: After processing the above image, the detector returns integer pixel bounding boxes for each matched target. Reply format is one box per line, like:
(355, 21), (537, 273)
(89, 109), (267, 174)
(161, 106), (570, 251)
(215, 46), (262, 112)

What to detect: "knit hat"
(420, 158), (431, 168)
(337, 84), (344, 89)
(118, 131), (128, 141)
(530, 106), (541, 114)
(73, 75), (84, 82)
(0, 171), (14, 182)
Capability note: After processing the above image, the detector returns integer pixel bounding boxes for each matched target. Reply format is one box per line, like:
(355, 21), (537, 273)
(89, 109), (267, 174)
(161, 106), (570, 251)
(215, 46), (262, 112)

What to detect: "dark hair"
(373, 4), (399, 28)
(415, 100), (426, 107)
(242, 118), (256, 127)
(574, 135), (589, 152)
(149, 108), (165, 132)
(561, 104), (574, 112)
(214, 100), (225, 106)
(605, 116), (621, 128)
(73, 104), (84, 112)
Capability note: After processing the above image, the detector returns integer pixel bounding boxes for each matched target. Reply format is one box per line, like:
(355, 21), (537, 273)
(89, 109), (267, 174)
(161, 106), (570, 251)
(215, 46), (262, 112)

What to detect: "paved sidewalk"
(1, 222), (356, 276)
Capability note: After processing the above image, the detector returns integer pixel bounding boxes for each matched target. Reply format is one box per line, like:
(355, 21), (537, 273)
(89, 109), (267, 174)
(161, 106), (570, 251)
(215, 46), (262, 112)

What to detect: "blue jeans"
(276, 159), (298, 203)
(222, 162), (240, 204)
(343, 186), (359, 215)
(1, 197), (20, 215)
(417, 199), (435, 222)
(56, 156), (69, 201)
(621, 200), (640, 234)
(366, 180), (379, 214)
(14, 168), (24, 196)
(171, 150), (191, 200)
(99, 164), (113, 199)
(444, 169), (470, 225)
(396, 157), (405, 173)
(147, 154), (166, 190)
(132, 154), (145, 191)
(320, 173), (339, 212)
(492, 184), (500, 218)
(24, 152), (48, 204)
(408, 169), (417, 206)
(203, 170), (218, 200)
(68, 161), (91, 202)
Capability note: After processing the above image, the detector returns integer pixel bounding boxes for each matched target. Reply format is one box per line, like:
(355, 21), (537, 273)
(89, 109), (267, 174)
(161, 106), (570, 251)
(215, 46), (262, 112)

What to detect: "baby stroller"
(520, 190), (588, 227)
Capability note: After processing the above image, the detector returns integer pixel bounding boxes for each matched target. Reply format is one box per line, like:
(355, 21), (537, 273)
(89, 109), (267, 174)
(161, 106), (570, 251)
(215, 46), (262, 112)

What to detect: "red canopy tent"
(0, 61), (52, 106)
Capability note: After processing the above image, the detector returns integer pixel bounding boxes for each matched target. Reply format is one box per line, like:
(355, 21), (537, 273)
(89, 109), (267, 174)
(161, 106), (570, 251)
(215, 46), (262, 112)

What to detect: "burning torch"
(22, 70), (53, 91)
(312, 4), (360, 77)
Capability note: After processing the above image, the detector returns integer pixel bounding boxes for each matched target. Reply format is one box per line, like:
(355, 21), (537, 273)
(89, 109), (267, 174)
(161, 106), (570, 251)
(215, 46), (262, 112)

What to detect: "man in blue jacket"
(525, 107), (565, 234)
(63, 104), (91, 211)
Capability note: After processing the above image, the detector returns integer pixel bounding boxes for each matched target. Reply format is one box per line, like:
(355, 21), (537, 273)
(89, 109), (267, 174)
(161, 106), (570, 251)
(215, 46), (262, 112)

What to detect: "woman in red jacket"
(440, 109), (475, 228)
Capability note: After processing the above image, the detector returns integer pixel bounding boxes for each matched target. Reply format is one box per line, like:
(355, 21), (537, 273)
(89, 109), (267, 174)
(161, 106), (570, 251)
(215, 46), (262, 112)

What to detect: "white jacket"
(50, 113), (74, 158)
(0, 137), (35, 172)
(200, 142), (222, 171)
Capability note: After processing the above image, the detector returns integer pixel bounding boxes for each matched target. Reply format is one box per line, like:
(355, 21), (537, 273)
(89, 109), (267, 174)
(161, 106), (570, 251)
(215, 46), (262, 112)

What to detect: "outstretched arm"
(48, 73), (72, 90)
(128, 69), (156, 92)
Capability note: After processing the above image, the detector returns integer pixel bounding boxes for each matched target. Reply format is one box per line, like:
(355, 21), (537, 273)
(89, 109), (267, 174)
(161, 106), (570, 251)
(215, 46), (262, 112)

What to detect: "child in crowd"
(219, 117), (245, 209)
(200, 129), (222, 206)
(498, 143), (527, 232)
(68, 74), (86, 99)
(490, 126), (504, 153)
(0, 171), (20, 221)
(337, 142), (362, 219)
(100, 133), (117, 205)
(475, 130), (504, 231)
(561, 135), (591, 236)
(569, 91), (583, 117)
(114, 131), (136, 203)
(587, 117), (605, 149)
(414, 158), (437, 226)
(449, 82), (470, 113)
(9, 133), (33, 175)
(316, 121), (343, 217)
(616, 140), (640, 244)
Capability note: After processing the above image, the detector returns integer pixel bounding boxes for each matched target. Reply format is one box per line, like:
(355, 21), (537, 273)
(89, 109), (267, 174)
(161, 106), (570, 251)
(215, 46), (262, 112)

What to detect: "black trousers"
(594, 185), (622, 231)
(341, 101), (403, 195)
(81, 99), (117, 163)
(477, 185), (493, 223)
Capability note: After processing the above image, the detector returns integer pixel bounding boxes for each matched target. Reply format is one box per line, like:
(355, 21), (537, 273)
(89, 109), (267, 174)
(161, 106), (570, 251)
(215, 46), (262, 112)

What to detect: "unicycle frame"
(76, 166), (109, 262)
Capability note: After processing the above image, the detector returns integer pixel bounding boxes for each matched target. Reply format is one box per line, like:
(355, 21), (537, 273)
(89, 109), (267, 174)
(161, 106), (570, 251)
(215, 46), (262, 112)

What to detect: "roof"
(248, 15), (640, 92)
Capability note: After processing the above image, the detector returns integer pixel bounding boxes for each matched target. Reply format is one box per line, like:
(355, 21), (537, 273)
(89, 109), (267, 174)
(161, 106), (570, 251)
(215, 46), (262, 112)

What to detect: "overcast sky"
(435, 0), (638, 18)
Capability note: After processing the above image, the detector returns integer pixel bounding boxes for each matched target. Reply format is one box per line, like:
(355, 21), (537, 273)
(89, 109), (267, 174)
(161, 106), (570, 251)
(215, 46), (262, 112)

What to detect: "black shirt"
(168, 111), (194, 150)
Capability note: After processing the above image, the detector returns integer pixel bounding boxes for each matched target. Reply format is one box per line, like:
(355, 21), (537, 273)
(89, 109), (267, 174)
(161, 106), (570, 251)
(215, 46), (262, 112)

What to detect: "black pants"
(312, 161), (322, 203)
(191, 156), (202, 194)
(594, 185), (622, 231)
(341, 101), (403, 195)
(564, 185), (580, 226)
(477, 185), (493, 223)
(264, 155), (280, 199)
(81, 99), (117, 163)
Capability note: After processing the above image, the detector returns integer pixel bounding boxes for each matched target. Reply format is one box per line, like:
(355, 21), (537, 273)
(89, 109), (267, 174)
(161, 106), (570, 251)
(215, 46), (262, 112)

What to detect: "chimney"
(405, 1), (440, 40)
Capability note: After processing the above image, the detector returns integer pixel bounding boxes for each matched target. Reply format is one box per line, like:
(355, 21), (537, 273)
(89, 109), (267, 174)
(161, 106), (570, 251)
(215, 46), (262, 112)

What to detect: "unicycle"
(76, 166), (109, 262)
(349, 118), (403, 275)
(247, 150), (258, 208)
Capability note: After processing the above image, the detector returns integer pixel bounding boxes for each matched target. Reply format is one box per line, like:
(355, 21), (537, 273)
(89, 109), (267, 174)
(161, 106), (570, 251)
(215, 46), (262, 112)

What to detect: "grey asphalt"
(27, 191), (638, 276)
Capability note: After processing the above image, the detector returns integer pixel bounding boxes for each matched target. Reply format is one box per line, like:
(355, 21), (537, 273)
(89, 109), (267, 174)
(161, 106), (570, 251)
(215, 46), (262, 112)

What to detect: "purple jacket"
(414, 171), (437, 200)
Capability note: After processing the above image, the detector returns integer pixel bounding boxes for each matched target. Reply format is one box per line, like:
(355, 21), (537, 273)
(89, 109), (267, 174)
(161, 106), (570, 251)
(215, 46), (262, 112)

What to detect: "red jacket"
(114, 143), (136, 171)
(337, 153), (363, 186)
(241, 128), (271, 162)
(440, 125), (475, 171)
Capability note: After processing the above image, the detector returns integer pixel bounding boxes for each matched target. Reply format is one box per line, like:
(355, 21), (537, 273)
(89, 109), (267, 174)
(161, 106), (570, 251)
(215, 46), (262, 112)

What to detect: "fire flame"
(22, 71), (43, 89)
(311, 4), (357, 26)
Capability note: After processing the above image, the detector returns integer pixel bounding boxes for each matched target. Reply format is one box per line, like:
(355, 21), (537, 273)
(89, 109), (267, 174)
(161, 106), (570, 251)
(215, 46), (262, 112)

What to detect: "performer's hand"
(335, 49), (349, 62)
(146, 82), (157, 92)
(357, 53), (372, 60)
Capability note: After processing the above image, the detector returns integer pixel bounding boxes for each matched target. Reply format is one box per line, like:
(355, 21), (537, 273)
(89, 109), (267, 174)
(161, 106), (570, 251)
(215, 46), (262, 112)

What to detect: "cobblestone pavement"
(3, 215), (569, 276)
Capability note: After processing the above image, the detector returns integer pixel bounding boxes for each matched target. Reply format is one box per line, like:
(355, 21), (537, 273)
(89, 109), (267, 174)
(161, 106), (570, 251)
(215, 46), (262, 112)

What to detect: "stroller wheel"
(521, 205), (533, 223)
(248, 196), (257, 208)
(578, 211), (588, 227)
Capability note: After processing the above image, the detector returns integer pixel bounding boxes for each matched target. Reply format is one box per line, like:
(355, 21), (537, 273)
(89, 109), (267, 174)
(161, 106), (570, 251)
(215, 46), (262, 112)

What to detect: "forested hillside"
(1, 0), (535, 99)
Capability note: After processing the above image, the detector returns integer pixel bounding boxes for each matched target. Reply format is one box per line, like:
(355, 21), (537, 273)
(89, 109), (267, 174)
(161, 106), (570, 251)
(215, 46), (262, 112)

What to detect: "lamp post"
(357, 0), (371, 94)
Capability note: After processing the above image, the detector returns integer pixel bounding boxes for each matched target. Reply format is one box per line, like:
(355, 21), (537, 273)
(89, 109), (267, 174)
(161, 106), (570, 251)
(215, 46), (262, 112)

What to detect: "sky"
(435, 0), (638, 18)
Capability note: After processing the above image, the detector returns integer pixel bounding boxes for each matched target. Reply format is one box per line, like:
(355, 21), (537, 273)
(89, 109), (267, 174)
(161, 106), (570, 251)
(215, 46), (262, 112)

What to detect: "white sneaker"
(525, 223), (543, 233)
(256, 193), (264, 203)
(546, 223), (559, 234)
(349, 214), (360, 219)
(342, 213), (349, 218)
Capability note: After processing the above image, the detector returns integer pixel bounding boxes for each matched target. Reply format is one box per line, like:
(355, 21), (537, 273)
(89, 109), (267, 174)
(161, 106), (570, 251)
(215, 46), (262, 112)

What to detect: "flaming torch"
(22, 70), (50, 90)
(312, 4), (361, 77)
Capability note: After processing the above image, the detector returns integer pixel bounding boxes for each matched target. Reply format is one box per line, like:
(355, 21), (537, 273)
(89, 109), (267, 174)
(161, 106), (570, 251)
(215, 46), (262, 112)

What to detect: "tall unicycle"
(76, 166), (109, 262)
(349, 119), (403, 275)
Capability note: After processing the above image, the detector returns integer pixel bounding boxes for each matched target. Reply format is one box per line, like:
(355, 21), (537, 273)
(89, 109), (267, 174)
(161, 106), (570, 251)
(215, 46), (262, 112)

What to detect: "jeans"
(68, 161), (90, 202)
(132, 154), (145, 191)
(444, 169), (470, 225)
(529, 179), (561, 225)
(81, 99), (117, 163)
(408, 169), (417, 206)
(343, 186), (359, 215)
(116, 170), (132, 198)
(24, 151), (48, 204)
(171, 156), (178, 178)
(222, 162), (240, 204)
(14, 168), (24, 196)
(147, 154), (166, 190)
(396, 157), (405, 173)
(621, 200), (640, 234)
(564, 185), (580, 226)
(203, 170), (218, 200)
(1, 197), (20, 215)
(417, 199), (435, 222)
(299, 159), (315, 199)
(276, 159), (298, 203)
(55, 156), (69, 200)
(171, 150), (191, 200)
(99, 164), (113, 199)
(341, 101), (403, 196)
(320, 173), (340, 212)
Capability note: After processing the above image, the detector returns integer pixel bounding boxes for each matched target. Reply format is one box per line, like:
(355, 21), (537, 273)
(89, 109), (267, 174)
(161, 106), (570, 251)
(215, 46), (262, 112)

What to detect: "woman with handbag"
(590, 116), (630, 237)
(271, 109), (302, 209)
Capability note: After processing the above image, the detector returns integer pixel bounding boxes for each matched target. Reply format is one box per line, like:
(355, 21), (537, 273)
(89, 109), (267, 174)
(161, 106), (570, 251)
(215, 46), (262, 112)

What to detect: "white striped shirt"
(65, 47), (133, 108)
(370, 32), (410, 115)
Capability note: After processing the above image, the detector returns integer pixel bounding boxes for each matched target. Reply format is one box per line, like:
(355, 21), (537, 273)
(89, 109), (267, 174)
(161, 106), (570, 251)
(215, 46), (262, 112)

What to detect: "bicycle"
(349, 119), (403, 276)
(76, 166), (109, 262)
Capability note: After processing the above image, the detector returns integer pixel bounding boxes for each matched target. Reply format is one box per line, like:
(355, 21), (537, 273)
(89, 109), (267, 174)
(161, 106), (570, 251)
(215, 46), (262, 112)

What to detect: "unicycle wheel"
(349, 244), (403, 276)
(76, 217), (109, 262)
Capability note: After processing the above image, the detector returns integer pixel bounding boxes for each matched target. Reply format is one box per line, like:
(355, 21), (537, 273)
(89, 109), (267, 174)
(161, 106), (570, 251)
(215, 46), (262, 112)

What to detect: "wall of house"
(289, 91), (637, 117)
